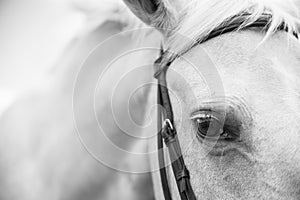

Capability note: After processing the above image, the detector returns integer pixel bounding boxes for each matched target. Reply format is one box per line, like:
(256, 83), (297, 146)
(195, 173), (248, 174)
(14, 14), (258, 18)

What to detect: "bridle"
(154, 13), (298, 200)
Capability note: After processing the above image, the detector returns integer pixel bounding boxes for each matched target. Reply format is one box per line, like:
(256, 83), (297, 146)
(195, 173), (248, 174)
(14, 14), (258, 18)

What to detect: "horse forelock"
(165, 0), (300, 58)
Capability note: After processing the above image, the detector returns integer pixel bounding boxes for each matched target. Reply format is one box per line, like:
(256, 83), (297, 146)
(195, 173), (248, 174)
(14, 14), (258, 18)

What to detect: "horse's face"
(166, 31), (300, 199)
(123, 0), (300, 199)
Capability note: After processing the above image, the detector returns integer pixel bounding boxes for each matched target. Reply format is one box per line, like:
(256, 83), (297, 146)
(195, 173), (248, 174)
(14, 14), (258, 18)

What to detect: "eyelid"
(190, 109), (211, 119)
(190, 110), (223, 120)
(190, 112), (222, 124)
(190, 113), (210, 120)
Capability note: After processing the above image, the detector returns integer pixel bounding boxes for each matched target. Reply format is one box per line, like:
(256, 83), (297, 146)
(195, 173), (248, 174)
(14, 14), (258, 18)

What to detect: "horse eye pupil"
(197, 121), (210, 138)
(196, 118), (223, 139)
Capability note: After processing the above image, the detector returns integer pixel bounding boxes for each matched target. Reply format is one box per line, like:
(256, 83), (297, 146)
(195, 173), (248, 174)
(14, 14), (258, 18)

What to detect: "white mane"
(167, 0), (300, 56)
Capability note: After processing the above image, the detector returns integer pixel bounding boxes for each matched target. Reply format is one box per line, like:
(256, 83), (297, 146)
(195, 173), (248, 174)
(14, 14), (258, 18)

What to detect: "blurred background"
(0, 0), (155, 199)
(0, 0), (85, 114)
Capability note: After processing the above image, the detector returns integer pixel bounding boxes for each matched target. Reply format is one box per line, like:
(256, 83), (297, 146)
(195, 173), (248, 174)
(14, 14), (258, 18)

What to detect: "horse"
(122, 0), (300, 199)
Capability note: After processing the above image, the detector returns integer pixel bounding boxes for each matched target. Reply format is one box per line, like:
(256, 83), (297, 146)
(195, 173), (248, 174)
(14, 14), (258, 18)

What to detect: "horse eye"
(194, 114), (239, 141)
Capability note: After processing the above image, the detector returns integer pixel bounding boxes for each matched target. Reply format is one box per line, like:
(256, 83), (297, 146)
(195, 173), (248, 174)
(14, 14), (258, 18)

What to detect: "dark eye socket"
(194, 114), (239, 141)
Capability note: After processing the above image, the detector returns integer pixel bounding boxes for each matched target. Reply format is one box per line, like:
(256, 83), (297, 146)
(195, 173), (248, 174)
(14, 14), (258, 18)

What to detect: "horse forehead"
(169, 32), (300, 93)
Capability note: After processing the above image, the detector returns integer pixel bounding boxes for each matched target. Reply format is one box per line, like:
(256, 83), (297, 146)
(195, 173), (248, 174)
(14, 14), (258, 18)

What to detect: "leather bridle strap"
(157, 81), (172, 200)
(198, 13), (298, 44)
(155, 54), (196, 200)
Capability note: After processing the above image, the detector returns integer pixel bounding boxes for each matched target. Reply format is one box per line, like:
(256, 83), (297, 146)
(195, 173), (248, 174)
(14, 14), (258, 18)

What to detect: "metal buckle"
(163, 119), (174, 130)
